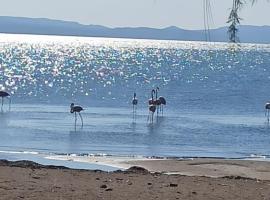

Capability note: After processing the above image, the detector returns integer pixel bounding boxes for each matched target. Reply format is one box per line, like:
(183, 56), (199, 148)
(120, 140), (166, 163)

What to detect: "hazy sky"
(0, 0), (269, 29)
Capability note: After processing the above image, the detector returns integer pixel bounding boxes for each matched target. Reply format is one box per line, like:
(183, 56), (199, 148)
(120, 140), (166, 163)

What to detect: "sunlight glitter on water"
(1, 33), (270, 111)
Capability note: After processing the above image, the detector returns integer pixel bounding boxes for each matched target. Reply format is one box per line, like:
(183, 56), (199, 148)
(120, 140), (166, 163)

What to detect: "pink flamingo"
(0, 91), (11, 111)
(70, 103), (84, 127)
(159, 96), (166, 115)
(132, 92), (138, 114)
(148, 89), (156, 123)
(265, 102), (270, 121)
(157, 87), (166, 115)
(155, 87), (161, 115)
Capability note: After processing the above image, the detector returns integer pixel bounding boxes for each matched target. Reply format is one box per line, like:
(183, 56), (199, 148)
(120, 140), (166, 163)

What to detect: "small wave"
(0, 150), (39, 155)
(249, 154), (267, 159)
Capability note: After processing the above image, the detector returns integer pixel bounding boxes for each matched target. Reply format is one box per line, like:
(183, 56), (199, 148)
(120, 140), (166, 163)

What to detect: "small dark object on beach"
(105, 188), (113, 191)
(223, 176), (255, 181)
(169, 183), (178, 187)
(148, 182), (152, 185)
(126, 166), (149, 174)
(100, 184), (107, 189)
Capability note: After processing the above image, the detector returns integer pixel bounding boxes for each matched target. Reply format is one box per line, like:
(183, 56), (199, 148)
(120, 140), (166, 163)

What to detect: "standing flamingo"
(70, 103), (84, 127)
(132, 92), (138, 114)
(265, 102), (270, 122)
(155, 87), (161, 115)
(0, 91), (11, 111)
(148, 89), (156, 105)
(148, 89), (156, 123)
(159, 96), (166, 115)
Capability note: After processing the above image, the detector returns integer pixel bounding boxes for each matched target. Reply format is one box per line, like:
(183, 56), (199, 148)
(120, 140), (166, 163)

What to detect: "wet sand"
(47, 155), (270, 180)
(1, 159), (270, 200)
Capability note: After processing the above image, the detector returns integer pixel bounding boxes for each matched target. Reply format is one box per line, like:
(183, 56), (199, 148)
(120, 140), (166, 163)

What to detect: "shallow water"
(1, 34), (270, 162)
(0, 104), (270, 160)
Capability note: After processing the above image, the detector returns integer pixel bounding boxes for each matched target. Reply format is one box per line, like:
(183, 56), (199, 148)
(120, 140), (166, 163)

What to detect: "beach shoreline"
(1, 158), (270, 199)
(46, 155), (270, 180)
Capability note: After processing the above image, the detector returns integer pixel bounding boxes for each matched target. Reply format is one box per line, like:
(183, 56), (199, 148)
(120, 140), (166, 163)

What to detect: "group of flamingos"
(0, 88), (166, 126)
(132, 87), (166, 123)
(69, 87), (167, 126)
(3, 90), (270, 125)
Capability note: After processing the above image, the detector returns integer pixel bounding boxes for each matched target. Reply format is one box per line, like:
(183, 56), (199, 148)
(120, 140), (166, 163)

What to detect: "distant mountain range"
(0, 16), (269, 44)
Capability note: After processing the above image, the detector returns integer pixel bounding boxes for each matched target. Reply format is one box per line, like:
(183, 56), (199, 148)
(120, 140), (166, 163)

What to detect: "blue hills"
(0, 16), (269, 44)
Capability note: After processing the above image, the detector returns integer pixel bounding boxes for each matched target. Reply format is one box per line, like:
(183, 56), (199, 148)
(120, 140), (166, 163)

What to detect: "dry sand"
(1, 159), (270, 200)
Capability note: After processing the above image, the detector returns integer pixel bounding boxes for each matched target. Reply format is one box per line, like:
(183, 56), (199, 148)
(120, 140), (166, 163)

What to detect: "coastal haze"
(0, 17), (270, 43)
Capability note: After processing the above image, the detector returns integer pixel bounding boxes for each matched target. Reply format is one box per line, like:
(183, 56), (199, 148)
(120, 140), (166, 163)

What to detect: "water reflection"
(0, 111), (10, 127)
(147, 116), (166, 135)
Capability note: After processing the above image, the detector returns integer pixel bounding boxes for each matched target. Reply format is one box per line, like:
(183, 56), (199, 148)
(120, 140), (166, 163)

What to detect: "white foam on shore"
(0, 150), (39, 155)
(45, 155), (164, 170)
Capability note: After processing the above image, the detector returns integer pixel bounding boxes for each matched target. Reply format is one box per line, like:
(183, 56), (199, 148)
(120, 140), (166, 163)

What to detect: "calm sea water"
(1, 33), (270, 162)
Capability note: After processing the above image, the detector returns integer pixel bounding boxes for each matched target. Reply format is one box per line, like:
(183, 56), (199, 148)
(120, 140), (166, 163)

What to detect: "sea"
(0, 33), (270, 169)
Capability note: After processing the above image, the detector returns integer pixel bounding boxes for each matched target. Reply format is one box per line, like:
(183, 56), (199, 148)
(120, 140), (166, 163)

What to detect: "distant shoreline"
(0, 16), (270, 44)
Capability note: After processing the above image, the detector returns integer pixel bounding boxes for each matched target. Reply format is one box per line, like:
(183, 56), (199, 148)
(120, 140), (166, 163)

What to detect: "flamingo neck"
(151, 90), (155, 100)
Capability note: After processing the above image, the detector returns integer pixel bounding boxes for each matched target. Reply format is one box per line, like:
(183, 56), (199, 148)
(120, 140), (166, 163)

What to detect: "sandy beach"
(1, 158), (270, 200)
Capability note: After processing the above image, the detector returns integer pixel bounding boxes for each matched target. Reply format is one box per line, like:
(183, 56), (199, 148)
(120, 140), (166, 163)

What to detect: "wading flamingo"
(148, 89), (156, 123)
(265, 102), (270, 121)
(155, 87), (161, 115)
(70, 103), (84, 127)
(0, 91), (11, 111)
(159, 96), (166, 115)
(132, 92), (138, 113)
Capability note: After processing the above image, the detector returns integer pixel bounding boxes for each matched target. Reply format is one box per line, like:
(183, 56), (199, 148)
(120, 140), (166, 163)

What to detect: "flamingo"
(156, 87), (166, 115)
(155, 87), (161, 115)
(132, 92), (138, 114)
(148, 89), (156, 123)
(70, 103), (84, 127)
(159, 96), (166, 115)
(148, 89), (155, 105)
(265, 102), (270, 121)
(0, 91), (11, 111)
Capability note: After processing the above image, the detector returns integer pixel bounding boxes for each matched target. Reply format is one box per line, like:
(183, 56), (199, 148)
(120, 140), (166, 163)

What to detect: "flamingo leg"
(133, 105), (137, 121)
(1, 97), (3, 111)
(147, 111), (150, 122)
(75, 112), (77, 125)
(79, 112), (83, 127)
(134, 106), (137, 121)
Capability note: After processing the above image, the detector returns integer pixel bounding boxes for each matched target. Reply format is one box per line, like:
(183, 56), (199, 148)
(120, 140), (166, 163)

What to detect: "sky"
(0, 0), (269, 30)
